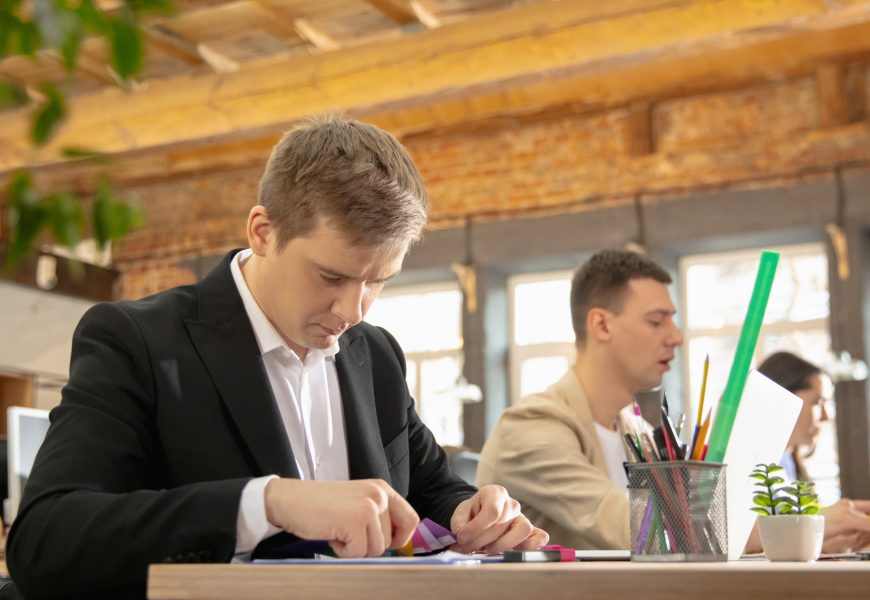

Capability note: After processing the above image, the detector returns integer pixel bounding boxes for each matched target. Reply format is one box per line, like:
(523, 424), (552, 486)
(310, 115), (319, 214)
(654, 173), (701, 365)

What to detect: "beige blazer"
(478, 369), (636, 549)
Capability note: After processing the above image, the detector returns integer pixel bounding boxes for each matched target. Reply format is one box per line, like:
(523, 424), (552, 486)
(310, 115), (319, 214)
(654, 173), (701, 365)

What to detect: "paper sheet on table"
(722, 369), (802, 560)
(253, 550), (499, 565)
(250, 518), (456, 559)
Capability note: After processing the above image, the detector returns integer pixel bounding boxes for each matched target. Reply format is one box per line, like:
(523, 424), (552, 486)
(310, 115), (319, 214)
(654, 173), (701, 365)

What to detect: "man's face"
(250, 218), (406, 358)
(604, 278), (684, 392)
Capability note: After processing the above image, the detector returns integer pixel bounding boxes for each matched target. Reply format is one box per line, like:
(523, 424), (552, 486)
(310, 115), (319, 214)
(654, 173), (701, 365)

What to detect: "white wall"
(0, 282), (94, 409)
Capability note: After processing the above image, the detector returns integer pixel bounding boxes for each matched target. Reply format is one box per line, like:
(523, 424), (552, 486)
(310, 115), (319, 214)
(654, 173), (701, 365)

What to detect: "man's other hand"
(449, 484), (549, 554)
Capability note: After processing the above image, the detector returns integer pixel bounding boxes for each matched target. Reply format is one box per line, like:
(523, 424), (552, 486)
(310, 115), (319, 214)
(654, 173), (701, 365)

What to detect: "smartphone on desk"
(503, 550), (566, 562)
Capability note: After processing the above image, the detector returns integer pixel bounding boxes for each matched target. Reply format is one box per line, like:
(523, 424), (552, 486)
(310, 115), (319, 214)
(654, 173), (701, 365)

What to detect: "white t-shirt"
(594, 422), (629, 490)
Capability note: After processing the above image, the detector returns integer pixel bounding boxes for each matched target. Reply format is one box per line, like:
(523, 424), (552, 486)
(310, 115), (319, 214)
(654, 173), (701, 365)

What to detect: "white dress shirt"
(230, 249), (349, 555)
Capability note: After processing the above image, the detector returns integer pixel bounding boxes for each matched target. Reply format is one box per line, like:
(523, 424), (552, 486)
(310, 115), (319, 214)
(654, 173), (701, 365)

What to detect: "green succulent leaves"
(750, 463), (821, 516)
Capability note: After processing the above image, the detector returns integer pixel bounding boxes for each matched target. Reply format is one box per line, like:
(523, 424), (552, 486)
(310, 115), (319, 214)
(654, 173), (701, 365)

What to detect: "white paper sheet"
(721, 369), (803, 560)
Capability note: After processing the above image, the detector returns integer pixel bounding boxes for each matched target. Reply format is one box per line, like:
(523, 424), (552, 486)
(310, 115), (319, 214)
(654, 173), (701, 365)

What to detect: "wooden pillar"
(461, 265), (508, 452)
(817, 64), (850, 128)
(626, 102), (654, 157)
(826, 223), (870, 498)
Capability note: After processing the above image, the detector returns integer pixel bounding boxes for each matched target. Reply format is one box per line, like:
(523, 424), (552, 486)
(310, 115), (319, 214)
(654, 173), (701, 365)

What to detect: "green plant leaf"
(750, 507), (771, 516)
(764, 476), (784, 486)
(58, 12), (85, 72)
(127, 0), (175, 16)
(108, 16), (143, 80)
(61, 146), (110, 162)
(775, 497), (798, 508)
(31, 84), (66, 146)
(33, 0), (86, 67)
(779, 486), (799, 496)
(12, 20), (41, 56)
(93, 177), (144, 249)
(0, 13), (18, 57)
(0, 80), (28, 108)
(752, 494), (772, 507)
(5, 171), (48, 267)
(76, 0), (110, 34)
(46, 190), (84, 248)
(802, 506), (820, 515)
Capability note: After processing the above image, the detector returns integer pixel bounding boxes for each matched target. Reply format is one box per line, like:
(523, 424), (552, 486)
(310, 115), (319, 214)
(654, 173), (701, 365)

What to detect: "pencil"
(691, 408), (712, 460)
(697, 354), (710, 425)
(690, 354), (710, 459)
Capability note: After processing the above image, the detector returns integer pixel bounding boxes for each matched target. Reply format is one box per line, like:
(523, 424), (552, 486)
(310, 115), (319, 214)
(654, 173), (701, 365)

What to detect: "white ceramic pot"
(757, 514), (825, 561)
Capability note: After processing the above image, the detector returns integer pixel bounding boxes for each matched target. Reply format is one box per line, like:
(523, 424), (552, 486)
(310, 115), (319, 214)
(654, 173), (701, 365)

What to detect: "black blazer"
(6, 251), (476, 599)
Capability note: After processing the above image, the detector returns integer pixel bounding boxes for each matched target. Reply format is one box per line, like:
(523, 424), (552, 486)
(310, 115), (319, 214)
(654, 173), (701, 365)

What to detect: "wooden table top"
(148, 559), (870, 600)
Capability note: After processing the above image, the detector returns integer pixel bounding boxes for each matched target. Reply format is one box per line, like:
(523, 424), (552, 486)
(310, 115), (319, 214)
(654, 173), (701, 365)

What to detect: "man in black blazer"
(6, 115), (547, 598)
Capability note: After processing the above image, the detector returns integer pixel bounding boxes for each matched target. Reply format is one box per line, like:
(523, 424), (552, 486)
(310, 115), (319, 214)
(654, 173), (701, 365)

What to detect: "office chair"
(449, 451), (480, 485)
(0, 576), (21, 600)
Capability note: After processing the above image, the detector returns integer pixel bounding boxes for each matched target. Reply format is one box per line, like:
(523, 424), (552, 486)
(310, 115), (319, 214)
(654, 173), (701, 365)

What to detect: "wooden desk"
(149, 560), (870, 600)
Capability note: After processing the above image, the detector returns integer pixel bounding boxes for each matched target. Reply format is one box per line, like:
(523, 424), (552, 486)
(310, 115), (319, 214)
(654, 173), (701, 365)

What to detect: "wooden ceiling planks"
(2, 0), (870, 178)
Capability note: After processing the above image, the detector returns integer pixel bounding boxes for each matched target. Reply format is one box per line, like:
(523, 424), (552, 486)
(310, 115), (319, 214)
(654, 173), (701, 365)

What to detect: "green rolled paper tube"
(705, 250), (780, 463)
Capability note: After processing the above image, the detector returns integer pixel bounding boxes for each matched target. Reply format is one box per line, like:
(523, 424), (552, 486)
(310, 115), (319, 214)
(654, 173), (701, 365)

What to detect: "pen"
(660, 406), (682, 460)
(674, 413), (686, 437)
(631, 399), (645, 456)
(641, 430), (660, 461)
(623, 433), (645, 462)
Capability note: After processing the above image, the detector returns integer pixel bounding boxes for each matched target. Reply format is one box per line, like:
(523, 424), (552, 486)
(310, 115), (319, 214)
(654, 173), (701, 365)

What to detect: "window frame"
(366, 280), (464, 443)
(507, 269), (576, 406)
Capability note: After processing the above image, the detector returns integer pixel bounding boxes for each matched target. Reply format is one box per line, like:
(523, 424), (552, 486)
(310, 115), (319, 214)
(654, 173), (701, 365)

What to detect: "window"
(680, 243), (838, 503)
(508, 271), (576, 405)
(365, 283), (465, 446)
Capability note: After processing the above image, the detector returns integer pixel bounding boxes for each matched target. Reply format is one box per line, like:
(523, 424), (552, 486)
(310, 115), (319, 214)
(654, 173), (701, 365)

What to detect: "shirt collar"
(229, 249), (339, 360)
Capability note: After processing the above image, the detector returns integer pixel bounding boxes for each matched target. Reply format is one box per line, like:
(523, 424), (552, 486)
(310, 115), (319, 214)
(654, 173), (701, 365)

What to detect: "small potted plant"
(750, 463), (824, 561)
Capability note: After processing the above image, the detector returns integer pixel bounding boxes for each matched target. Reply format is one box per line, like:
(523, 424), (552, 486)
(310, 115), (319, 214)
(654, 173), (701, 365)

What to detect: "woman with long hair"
(757, 351), (870, 553)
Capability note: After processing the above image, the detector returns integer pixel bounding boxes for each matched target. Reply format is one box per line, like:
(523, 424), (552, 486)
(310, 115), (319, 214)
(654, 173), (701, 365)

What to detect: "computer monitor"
(6, 406), (50, 525)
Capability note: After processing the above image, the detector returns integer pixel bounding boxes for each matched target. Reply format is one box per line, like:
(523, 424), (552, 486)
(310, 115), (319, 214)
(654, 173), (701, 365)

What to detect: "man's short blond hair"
(258, 114), (429, 252)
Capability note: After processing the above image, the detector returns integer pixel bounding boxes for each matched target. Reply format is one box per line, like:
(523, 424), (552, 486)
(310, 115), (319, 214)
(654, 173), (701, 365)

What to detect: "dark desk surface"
(149, 559), (870, 600)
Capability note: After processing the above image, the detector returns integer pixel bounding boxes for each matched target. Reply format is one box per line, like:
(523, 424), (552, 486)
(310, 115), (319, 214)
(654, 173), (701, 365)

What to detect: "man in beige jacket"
(478, 250), (684, 549)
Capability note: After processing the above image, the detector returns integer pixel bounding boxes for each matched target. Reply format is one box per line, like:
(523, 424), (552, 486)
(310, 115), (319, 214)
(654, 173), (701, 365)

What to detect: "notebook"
(721, 369), (802, 560)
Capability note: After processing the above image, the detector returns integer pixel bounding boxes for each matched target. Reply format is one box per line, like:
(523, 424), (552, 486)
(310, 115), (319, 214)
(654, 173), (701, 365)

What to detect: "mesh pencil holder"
(626, 461), (728, 562)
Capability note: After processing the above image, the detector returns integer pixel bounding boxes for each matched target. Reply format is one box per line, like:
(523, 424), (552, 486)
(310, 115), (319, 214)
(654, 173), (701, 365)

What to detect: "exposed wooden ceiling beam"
(409, 0), (440, 29)
(3, 0), (870, 174)
(365, 0), (420, 25)
(143, 25), (206, 67)
(372, 23), (870, 138)
(249, 1), (339, 52)
(292, 18), (341, 52)
(817, 64), (850, 128)
(43, 50), (116, 84)
(97, 0), (241, 16)
(194, 43), (240, 73)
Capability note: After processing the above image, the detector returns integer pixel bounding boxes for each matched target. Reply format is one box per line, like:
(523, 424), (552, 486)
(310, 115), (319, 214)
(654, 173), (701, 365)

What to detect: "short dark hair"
(570, 249), (672, 343)
(257, 114), (429, 253)
(757, 352), (822, 393)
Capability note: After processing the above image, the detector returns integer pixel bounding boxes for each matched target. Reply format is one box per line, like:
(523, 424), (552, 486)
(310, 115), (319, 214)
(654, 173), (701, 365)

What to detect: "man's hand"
(264, 478), (419, 557)
(449, 484), (549, 553)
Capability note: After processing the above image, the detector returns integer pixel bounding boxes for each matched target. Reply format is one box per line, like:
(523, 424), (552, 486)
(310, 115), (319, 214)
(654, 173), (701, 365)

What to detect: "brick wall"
(113, 67), (870, 299)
